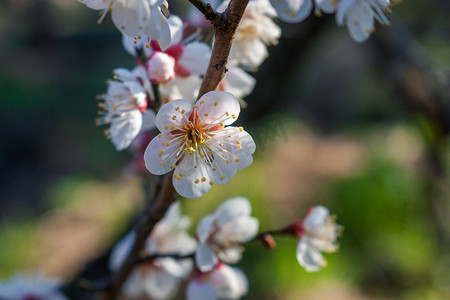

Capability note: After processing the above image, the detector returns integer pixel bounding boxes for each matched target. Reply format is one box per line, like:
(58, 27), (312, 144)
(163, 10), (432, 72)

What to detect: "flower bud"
(260, 233), (277, 249)
(147, 52), (175, 83)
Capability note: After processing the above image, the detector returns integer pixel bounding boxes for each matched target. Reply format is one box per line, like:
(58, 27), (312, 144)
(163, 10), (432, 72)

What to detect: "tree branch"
(198, 0), (250, 98)
(89, 1), (252, 298)
(188, 0), (221, 25)
(101, 173), (176, 300)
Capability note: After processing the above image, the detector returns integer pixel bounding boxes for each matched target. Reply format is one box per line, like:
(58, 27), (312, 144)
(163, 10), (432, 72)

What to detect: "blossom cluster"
(106, 199), (341, 299)
(269, 0), (392, 42)
(88, 1), (282, 198)
(109, 198), (259, 299)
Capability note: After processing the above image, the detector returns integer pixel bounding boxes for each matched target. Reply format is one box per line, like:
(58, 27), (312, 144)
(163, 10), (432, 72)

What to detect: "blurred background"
(0, 0), (449, 299)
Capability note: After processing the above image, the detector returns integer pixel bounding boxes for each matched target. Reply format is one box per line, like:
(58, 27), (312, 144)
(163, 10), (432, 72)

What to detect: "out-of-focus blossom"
(78, 0), (172, 50)
(220, 67), (256, 100)
(269, 0), (337, 23)
(336, 0), (390, 42)
(109, 202), (196, 299)
(0, 273), (68, 300)
(195, 197), (259, 271)
(187, 263), (248, 300)
(286, 205), (342, 272)
(121, 15), (209, 103)
(159, 75), (202, 103)
(144, 91), (256, 198)
(97, 67), (156, 151)
(269, 0), (391, 42)
(123, 15), (211, 84)
(230, 0), (281, 70)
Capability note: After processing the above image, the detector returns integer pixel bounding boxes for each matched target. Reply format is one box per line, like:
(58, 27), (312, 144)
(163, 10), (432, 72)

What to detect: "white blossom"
(269, 0), (390, 42)
(0, 273), (68, 300)
(122, 15), (184, 57)
(269, 0), (337, 23)
(295, 205), (342, 272)
(97, 66), (156, 151)
(229, 0), (281, 70)
(336, 0), (390, 42)
(145, 201), (197, 278)
(187, 263), (248, 300)
(145, 38), (211, 84)
(144, 91), (256, 199)
(195, 197), (259, 272)
(221, 67), (256, 100)
(78, 0), (172, 50)
(159, 75), (202, 103)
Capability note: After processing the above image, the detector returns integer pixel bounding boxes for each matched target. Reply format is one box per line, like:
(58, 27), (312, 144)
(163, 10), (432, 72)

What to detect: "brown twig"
(187, 0), (221, 25)
(198, 0), (250, 98)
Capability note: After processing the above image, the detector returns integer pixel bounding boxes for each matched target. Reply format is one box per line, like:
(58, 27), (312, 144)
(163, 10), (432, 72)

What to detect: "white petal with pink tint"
(144, 91), (255, 198)
(147, 52), (176, 83)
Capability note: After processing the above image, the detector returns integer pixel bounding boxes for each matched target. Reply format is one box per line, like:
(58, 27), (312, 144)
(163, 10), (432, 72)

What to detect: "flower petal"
(155, 99), (193, 133)
(79, 0), (111, 10)
(144, 133), (180, 175)
(196, 214), (216, 243)
(316, 0), (339, 13)
(122, 270), (144, 298)
(158, 257), (188, 277)
(346, 0), (374, 42)
(230, 37), (267, 70)
(142, 269), (180, 299)
(108, 231), (136, 272)
(196, 91), (240, 126)
(145, 6), (171, 50)
(303, 205), (329, 230)
(217, 216), (259, 243)
(112, 0), (149, 37)
(269, 0), (313, 23)
(168, 15), (184, 45)
(159, 75), (202, 103)
(141, 109), (156, 131)
(178, 42), (211, 76)
(110, 109), (143, 151)
(218, 246), (243, 264)
(173, 158), (213, 199)
(296, 236), (326, 272)
(187, 281), (218, 300)
(195, 243), (219, 272)
(215, 197), (252, 226)
(209, 264), (248, 299)
(222, 67), (256, 99)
